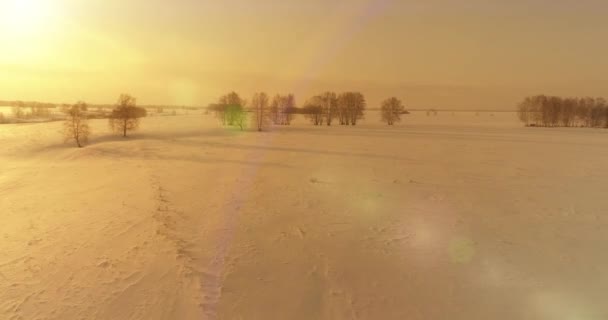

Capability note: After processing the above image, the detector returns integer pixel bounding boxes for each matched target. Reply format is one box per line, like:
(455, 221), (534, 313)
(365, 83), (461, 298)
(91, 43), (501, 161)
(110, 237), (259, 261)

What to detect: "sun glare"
(0, 0), (57, 37)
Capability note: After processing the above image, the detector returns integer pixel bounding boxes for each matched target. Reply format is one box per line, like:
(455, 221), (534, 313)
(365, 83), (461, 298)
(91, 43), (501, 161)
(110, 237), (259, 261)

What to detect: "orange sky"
(1, 0), (607, 109)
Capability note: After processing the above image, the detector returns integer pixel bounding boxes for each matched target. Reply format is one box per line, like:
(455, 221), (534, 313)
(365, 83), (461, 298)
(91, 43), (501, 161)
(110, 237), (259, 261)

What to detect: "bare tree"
(212, 92), (245, 126)
(529, 96), (542, 126)
(304, 96), (324, 125)
(227, 105), (246, 127)
(319, 92), (338, 126)
(337, 93), (353, 125)
(12, 101), (25, 119)
(577, 97), (592, 127)
(269, 94), (297, 125)
(224, 92), (246, 126)
(381, 97), (406, 125)
(548, 96), (562, 127)
(252, 92), (270, 131)
(109, 94), (147, 137)
(353, 92), (366, 125)
(590, 98), (606, 128)
(282, 94), (296, 125)
(63, 101), (90, 148)
(208, 92), (247, 130)
(517, 97), (532, 126)
(517, 95), (608, 128)
(337, 94), (348, 125)
(28, 103), (52, 119)
(560, 98), (577, 127)
(270, 95), (281, 125)
(337, 92), (366, 125)
(234, 107), (248, 130)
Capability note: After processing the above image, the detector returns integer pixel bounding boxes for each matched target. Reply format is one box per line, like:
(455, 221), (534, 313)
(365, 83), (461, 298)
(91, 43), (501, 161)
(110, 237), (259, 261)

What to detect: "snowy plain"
(1, 111), (608, 319)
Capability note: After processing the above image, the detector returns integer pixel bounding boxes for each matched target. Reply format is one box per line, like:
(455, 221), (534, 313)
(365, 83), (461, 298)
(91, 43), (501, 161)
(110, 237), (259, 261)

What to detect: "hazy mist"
(1, 0), (607, 107)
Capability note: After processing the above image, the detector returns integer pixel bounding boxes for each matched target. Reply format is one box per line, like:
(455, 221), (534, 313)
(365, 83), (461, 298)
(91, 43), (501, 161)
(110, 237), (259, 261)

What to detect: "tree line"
(517, 95), (608, 128)
(11, 101), (52, 119)
(303, 92), (366, 126)
(210, 91), (407, 130)
(6, 91), (409, 148)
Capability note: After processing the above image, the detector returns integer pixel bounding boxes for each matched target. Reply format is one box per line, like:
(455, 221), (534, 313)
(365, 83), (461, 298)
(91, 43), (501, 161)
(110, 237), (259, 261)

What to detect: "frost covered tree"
(109, 94), (147, 137)
(63, 101), (90, 148)
(381, 97), (406, 125)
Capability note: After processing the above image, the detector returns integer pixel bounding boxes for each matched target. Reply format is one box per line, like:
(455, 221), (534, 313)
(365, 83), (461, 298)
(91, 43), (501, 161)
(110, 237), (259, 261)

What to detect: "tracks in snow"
(148, 173), (223, 318)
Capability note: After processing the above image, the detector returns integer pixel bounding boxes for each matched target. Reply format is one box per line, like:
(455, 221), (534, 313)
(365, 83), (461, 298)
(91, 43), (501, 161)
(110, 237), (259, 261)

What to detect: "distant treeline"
(0, 100), (57, 108)
(1, 99), (202, 111)
(209, 91), (407, 129)
(208, 91), (367, 126)
(1, 100), (198, 123)
(302, 92), (366, 126)
(517, 95), (608, 128)
(9, 103), (53, 120)
(2, 92), (409, 127)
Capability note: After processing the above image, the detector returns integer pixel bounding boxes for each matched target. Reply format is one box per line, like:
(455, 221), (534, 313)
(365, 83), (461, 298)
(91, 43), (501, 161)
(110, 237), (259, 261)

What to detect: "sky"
(1, 0), (607, 109)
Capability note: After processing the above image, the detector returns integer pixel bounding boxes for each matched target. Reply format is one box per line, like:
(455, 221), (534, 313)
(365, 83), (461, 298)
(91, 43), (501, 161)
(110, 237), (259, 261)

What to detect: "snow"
(1, 112), (608, 319)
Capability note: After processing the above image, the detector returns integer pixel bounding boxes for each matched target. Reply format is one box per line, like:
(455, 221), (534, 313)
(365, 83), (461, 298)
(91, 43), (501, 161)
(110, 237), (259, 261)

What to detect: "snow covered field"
(1, 112), (608, 319)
